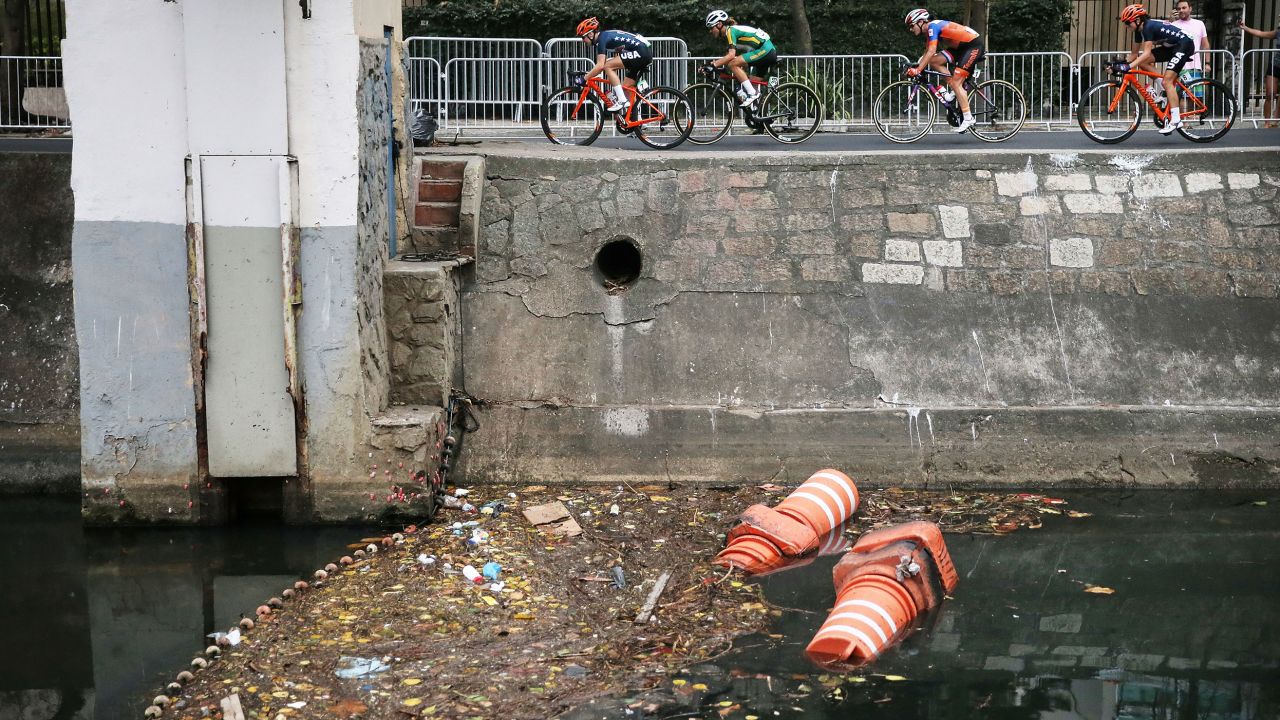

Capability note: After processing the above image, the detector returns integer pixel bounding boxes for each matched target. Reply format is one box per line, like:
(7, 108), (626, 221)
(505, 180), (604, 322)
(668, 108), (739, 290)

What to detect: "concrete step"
(414, 201), (460, 228)
(420, 160), (465, 181)
(369, 405), (444, 463)
(419, 178), (463, 203)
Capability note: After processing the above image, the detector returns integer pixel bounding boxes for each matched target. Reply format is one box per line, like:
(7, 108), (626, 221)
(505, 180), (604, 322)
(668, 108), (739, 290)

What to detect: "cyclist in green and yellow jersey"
(704, 9), (777, 108)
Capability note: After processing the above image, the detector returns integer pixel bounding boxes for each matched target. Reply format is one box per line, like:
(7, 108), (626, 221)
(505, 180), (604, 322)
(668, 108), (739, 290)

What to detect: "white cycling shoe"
(1157, 119), (1183, 135)
(954, 116), (976, 133)
(741, 93), (760, 109)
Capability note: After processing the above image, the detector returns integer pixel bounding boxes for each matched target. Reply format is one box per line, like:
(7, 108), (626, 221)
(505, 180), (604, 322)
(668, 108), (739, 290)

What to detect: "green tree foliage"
(405, 0), (1071, 55)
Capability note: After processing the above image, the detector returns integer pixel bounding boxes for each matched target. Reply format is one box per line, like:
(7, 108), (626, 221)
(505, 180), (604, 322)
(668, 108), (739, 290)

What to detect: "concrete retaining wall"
(457, 146), (1280, 488)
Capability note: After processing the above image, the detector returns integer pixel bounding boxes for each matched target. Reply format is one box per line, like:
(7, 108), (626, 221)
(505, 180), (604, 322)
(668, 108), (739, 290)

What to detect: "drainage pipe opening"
(593, 239), (642, 288)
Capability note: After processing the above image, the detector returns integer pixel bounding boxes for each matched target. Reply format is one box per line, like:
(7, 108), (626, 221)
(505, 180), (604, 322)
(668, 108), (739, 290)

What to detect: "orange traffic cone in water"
(715, 469), (860, 574)
(805, 521), (957, 667)
(737, 523), (855, 577)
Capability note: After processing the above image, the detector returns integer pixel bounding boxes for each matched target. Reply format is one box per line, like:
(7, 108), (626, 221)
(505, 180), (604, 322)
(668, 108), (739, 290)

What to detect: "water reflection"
(0, 496), (372, 719)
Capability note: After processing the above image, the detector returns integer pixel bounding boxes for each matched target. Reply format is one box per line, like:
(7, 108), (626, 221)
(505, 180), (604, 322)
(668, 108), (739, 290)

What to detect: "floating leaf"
(884, 675), (907, 681)
(403, 678), (422, 686)
(1067, 510), (1092, 518)
(1254, 500), (1268, 506)
(403, 697), (422, 707)
(1084, 585), (1116, 594)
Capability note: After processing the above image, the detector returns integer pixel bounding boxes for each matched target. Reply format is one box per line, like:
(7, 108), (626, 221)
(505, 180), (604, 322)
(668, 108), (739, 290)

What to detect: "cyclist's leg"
(929, 49), (953, 78)
(1163, 45), (1191, 111)
(601, 56), (628, 107)
(950, 43), (983, 114)
(622, 51), (650, 92)
(727, 51), (752, 85)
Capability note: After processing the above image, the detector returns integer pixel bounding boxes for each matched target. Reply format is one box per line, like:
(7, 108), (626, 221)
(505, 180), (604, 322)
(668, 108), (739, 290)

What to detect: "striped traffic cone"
(716, 469), (860, 574)
(805, 520), (957, 667)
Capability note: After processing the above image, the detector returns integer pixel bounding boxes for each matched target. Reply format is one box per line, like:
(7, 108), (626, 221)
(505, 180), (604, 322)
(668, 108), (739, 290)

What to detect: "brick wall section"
(475, 151), (1279, 300)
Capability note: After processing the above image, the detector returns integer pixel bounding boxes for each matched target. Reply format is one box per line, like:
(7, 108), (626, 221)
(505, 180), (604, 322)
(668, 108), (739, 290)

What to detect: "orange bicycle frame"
(570, 75), (670, 130)
(1109, 67), (1208, 123)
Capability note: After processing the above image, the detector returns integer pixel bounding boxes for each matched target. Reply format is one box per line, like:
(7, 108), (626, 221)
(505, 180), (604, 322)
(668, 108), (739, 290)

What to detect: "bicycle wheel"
(683, 82), (735, 144)
(540, 86), (603, 146)
(759, 82), (823, 143)
(633, 86), (694, 149)
(1077, 80), (1142, 144)
(967, 79), (1026, 142)
(872, 80), (936, 143)
(1176, 78), (1236, 143)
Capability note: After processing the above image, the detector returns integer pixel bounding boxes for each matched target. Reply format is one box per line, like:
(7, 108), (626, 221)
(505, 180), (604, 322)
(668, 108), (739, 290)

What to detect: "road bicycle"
(541, 71), (694, 149)
(872, 62), (1026, 143)
(1076, 60), (1236, 144)
(682, 65), (824, 144)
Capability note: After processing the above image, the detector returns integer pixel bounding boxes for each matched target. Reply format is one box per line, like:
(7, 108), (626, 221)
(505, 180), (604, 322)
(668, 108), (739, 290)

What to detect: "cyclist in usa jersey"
(1118, 4), (1194, 134)
(704, 9), (777, 109)
(903, 9), (985, 133)
(576, 17), (653, 113)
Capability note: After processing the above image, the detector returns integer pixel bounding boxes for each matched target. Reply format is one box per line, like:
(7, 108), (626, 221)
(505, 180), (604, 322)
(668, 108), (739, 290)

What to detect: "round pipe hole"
(593, 239), (642, 288)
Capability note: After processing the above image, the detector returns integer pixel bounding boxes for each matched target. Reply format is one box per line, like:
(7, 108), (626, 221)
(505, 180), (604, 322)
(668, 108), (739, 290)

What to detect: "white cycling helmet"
(705, 9), (729, 27)
(905, 8), (932, 26)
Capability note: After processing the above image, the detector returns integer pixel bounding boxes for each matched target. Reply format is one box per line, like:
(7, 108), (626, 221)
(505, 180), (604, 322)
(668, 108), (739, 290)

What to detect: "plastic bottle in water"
(462, 564), (484, 584)
(482, 561), (502, 581)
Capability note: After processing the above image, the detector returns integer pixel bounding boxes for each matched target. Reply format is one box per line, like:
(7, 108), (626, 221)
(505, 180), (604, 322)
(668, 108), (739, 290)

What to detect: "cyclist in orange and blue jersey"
(704, 9), (777, 109)
(903, 8), (985, 133)
(576, 17), (653, 113)
(1118, 4), (1194, 134)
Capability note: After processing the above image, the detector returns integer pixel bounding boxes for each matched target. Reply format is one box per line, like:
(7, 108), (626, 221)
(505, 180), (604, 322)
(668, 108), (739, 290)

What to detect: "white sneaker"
(1157, 118), (1182, 135)
(605, 99), (630, 113)
(954, 116), (976, 133)
(741, 93), (759, 109)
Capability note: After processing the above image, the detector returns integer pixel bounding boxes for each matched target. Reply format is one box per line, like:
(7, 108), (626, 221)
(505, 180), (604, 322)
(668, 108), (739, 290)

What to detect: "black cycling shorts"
(946, 39), (985, 77)
(1154, 40), (1195, 74)
(615, 47), (652, 81)
(746, 48), (778, 78)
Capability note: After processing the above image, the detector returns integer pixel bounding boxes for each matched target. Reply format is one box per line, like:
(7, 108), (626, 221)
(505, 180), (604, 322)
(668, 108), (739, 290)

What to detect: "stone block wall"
(454, 146), (1280, 488)
(356, 39), (392, 420)
(385, 260), (459, 406)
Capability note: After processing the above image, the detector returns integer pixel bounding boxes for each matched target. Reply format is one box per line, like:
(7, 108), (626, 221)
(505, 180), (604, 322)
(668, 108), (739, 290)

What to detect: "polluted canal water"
(3, 489), (1279, 719)
(0, 495), (374, 720)
(564, 489), (1280, 720)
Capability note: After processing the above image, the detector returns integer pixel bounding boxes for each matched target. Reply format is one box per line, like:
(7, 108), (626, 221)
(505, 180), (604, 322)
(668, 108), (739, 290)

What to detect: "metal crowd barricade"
(408, 56), (442, 118)
(1240, 49), (1280, 127)
(0, 55), (69, 129)
(984, 52), (1073, 129)
(442, 56), (590, 135)
(775, 54), (911, 132)
(543, 37), (690, 94)
(406, 36), (544, 65)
